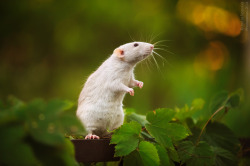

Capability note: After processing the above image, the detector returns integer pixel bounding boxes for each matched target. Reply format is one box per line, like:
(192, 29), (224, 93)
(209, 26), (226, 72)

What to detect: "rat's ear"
(113, 48), (124, 59)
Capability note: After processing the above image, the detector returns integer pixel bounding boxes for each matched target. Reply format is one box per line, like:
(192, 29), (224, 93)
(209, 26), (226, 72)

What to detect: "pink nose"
(150, 45), (154, 50)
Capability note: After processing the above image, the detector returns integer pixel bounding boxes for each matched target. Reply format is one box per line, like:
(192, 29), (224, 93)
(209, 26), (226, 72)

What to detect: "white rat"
(76, 42), (154, 139)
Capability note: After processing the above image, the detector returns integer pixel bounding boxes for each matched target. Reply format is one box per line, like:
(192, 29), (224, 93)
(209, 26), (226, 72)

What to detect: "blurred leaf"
(0, 126), (38, 166)
(191, 98), (205, 111)
(45, 99), (74, 115)
(177, 141), (214, 166)
(110, 121), (141, 156)
(145, 108), (189, 148)
(203, 122), (240, 154)
(175, 98), (205, 121)
(167, 146), (180, 163)
(124, 150), (143, 166)
(210, 89), (242, 114)
(226, 94), (240, 108)
(138, 141), (160, 166)
(209, 91), (228, 113)
(25, 100), (67, 146)
(56, 139), (79, 166)
(211, 146), (236, 166)
(7, 96), (25, 110)
(0, 97), (81, 165)
(156, 144), (171, 166)
(125, 108), (148, 126)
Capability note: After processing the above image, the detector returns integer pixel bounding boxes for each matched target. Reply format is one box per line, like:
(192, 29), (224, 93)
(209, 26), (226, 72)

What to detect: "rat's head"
(113, 42), (154, 64)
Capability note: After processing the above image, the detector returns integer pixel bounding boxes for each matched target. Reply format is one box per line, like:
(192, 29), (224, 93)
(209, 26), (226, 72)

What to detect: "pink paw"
(136, 81), (143, 89)
(127, 88), (134, 96)
(85, 134), (100, 139)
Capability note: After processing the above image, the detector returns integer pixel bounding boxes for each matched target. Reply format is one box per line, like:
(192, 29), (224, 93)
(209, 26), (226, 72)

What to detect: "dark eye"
(134, 43), (139, 47)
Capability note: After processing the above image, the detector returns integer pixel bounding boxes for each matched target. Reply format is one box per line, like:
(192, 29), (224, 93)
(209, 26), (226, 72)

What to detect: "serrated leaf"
(110, 121), (141, 156)
(167, 146), (180, 163)
(124, 150), (144, 166)
(211, 146), (236, 166)
(226, 94), (240, 108)
(177, 141), (214, 166)
(125, 108), (148, 126)
(139, 141), (160, 166)
(209, 91), (228, 113)
(147, 108), (175, 123)
(203, 122), (240, 154)
(156, 145), (171, 166)
(145, 109), (189, 148)
(175, 98), (205, 122)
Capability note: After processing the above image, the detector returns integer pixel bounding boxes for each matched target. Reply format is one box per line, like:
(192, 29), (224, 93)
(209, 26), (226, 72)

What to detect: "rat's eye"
(134, 43), (139, 47)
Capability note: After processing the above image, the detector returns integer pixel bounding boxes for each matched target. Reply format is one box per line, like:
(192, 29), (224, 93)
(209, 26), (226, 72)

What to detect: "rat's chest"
(119, 70), (133, 85)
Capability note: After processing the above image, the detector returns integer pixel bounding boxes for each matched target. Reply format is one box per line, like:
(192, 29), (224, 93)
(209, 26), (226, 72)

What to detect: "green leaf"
(210, 90), (242, 114)
(145, 108), (189, 148)
(0, 126), (38, 165)
(209, 91), (228, 113)
(177, 141), (214, 166)
(125, 108), (148, 126)
(25, 100), (66, 146)
(211, 146), (236, 166)
(203, 122), (240, 154)
(156, 144), (171, 166)
(167, 146), (180, 163)
(124, 150), (144, 166)
(191, 98), (205, 111)
(139, 141), (160, 166)
(175, 98), (205, 121)
(226, 94), (240, 108)
(110, 121), (141, 156)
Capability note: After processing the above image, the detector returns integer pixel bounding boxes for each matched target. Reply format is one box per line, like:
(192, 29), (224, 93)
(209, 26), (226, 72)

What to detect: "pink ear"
(114, 48), (124, 58)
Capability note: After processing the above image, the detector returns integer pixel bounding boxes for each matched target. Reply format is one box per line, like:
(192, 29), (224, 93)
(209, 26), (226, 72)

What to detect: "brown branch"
(195, 106), (226, 146)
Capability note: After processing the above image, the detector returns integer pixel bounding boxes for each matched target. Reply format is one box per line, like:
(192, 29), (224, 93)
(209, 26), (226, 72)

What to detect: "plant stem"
(195, 106), (226, 146)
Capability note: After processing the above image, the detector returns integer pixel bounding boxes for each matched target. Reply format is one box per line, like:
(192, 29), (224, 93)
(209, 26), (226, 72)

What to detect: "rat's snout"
(150, 45), (154, 50)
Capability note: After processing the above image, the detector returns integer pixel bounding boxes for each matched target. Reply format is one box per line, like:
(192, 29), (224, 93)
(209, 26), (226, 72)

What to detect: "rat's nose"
(150, 45), (154, 50)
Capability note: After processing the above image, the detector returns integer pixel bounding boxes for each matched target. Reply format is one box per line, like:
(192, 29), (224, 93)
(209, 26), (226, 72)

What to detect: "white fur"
(76, 42), (153, 137)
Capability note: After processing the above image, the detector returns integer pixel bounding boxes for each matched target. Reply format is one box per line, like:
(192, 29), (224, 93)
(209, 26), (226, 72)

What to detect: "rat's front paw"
(136, 81), (144, 89)
(85, 134), (100, 139)
(127, 88), (134, 96)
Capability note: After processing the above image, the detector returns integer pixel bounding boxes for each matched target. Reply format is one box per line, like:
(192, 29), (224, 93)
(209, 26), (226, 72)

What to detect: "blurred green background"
(0, 0), (249, 130)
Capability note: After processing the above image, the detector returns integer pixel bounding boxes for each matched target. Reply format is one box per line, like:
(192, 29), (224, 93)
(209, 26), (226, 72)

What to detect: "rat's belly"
(78, 102), (124, 136)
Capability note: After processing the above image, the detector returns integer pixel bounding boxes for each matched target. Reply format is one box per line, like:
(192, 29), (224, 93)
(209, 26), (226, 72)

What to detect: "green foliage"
(125, 108), (148, 126)
(155, 144), (171, 166)
(177, 141), (214, 166)
(138, 141), (160, 166)
(111, 89), (245, 166)
(145, 108), (189, 148)
(0, 96), (85, 166)
(110, 121), (141, 156)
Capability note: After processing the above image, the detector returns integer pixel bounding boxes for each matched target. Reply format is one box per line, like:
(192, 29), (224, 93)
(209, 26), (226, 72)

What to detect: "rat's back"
(76, 57), (127, 137)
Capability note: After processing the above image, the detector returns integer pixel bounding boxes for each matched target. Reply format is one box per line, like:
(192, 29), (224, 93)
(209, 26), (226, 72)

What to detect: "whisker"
(151, 53), (161, 72)
(153, 50), (167, 61)
(127, 31), (135, 42)
(154, 44), (169, 48)
(153, 40), (173, 46)
(149, 32), (160, 44)
(153, 50), (173, 68)
(147, 56), (155, 67)
(145, 58), (152, 72)
(154, 47), (175, 55)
